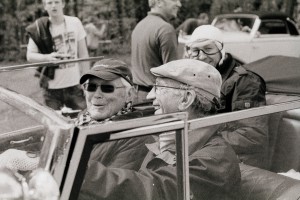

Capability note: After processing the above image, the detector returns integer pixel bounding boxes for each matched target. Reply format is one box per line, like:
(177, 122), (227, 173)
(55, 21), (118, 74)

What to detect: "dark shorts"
(43, 85), (86, 111)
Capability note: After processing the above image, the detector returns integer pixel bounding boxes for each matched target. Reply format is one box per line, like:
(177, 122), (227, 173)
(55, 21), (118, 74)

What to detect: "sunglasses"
(83, 83), (125, 93)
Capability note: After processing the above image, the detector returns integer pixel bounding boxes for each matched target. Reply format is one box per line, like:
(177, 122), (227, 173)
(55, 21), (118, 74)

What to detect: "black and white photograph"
(0, 0), (300, 199)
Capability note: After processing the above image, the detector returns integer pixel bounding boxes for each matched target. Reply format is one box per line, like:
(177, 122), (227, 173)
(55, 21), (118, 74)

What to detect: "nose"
(146, 88), (156, 100)
(197, 50), (208, 60)
(93, 87), (104, 98)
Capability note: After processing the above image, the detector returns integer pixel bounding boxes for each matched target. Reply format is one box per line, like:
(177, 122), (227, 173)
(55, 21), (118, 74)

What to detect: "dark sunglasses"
(83, 83), (124, 93)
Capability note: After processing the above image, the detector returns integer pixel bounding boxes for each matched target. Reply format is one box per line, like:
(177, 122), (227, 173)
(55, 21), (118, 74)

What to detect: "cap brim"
(80, 71), (120, 84)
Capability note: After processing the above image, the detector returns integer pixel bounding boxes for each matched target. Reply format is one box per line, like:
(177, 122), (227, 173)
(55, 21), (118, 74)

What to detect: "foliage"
(0, 0), (298, 62)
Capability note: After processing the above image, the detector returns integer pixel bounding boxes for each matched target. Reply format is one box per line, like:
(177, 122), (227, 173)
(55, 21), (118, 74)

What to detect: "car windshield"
(214, 16), (256, 33)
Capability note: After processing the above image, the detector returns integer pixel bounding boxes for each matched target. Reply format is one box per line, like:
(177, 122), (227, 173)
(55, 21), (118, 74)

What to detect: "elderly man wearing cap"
(79, 59), (241, 200)
(76, 58), (154, 170)
(185, 25), (269, 169)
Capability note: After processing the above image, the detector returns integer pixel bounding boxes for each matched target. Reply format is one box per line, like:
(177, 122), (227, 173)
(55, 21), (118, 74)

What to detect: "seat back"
(266, 94), (300, 172)
(240, 164), (300, 200)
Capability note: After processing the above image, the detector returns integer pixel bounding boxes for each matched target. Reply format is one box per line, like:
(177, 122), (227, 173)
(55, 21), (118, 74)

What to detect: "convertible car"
(0, 56), (300, 199)
(178, 12), (300, 63)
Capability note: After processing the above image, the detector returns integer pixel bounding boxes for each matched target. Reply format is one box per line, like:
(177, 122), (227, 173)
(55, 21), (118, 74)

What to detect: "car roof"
(216, 12), (289, 20)
(244, 56), (300, 95)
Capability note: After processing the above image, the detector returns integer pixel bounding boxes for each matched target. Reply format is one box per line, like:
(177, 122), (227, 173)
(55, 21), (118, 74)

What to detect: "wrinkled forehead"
(43, 0), (64, 4)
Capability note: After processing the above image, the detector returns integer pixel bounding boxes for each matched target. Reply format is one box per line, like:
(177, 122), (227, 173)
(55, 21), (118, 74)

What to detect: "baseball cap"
(188, 25), (225, 65)
(80, 58), (133, 85)
(150, 59), (222, 101)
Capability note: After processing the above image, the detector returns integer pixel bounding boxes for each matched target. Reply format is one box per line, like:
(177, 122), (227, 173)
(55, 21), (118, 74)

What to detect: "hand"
(0, 149), (39, 172)
(45, 52), (72, 61)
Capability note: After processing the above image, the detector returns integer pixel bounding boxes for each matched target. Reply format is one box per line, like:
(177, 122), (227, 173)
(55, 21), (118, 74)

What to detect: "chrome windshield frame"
(0, 86), (75, 187)
(60, 112), (189, 200)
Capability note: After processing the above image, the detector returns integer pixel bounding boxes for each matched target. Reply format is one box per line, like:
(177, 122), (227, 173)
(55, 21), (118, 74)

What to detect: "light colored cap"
(150, 59), (222, 100)
(188, 25), (225, 65)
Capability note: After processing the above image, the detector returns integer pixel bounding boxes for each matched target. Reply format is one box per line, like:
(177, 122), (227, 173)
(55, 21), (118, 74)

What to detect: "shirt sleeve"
(158, 24), (178, 64)
(27, 38), (40, 53)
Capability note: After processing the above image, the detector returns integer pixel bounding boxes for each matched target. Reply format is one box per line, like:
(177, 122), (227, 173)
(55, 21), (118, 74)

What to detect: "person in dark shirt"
(131, 0), (181, 104)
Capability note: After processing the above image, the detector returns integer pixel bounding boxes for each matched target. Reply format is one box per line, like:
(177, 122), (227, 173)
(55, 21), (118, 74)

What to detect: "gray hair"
(159, 78), (217, 117)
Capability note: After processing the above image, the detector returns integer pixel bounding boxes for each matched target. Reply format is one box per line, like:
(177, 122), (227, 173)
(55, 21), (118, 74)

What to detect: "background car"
(178, 12), (300, 63)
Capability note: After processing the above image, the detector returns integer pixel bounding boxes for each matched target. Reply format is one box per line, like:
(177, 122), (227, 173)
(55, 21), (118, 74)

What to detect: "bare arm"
(26, 38), (65, 62)
(78, 38), (90, 75)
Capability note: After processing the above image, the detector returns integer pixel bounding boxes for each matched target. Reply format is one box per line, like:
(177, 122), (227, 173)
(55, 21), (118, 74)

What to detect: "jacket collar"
(145, 125), (220, 165)
(217, 53), (237, 82)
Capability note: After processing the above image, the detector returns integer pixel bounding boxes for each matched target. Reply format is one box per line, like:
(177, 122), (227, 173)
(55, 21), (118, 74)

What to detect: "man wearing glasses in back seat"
(185, 25), (268, 169)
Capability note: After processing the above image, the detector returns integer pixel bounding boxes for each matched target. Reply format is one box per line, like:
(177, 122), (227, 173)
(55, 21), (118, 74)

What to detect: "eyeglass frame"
(185, 41), (223, 58)
(153, 84), (221, 108)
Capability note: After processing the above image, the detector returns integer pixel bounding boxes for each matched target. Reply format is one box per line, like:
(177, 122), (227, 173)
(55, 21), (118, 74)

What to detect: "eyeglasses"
(153, 84), (188, 93)
(153, 84), (186, 92)
(153, 84), (221, 108)
(83, 83), (124, 93)
(185, 41), (223, 58)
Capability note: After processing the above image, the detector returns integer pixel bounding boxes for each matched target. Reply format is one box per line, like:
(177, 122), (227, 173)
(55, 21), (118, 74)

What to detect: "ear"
(178, 90), (196, 111)
(156, 0), (162, 7)
(125, 86), (135, 103)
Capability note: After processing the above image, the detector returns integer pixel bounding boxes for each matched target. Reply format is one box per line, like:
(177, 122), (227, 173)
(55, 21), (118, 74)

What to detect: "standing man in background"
(26, 0), (89, 111)
(131, 0), (181, 104)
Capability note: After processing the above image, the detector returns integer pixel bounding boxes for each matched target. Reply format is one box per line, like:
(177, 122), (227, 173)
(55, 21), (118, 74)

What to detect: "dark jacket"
(26, 17), (58, 87)
(76, 107), (155, 171)
(217, 53), (269, 169)
(79, 126), (241, 200)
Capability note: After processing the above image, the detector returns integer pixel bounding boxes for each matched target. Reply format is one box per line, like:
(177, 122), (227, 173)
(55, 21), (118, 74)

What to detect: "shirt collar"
(148, 11), (169, 23)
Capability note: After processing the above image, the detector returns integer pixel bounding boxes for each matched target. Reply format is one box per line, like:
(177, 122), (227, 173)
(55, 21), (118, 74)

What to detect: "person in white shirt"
(26, 0), (89, 111)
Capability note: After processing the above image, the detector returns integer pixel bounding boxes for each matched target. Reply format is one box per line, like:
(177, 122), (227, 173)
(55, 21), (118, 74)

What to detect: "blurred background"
(0, 0), (300, 65)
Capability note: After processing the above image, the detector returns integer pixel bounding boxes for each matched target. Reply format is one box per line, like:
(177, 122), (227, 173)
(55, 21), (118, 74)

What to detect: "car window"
(214, 17), (255, 33)
(258, 20), (288, 34)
